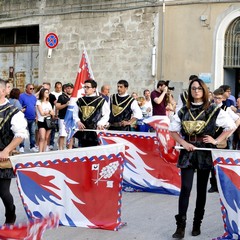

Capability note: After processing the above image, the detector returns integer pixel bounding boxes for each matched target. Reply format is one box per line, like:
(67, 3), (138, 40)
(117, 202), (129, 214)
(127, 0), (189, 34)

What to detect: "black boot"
(172, 214), (186, 239)
(192, 222), (201, 236)
(5, 205), (16, 225)
(208, 172), (218, 193)
(192, 209), (204, 236)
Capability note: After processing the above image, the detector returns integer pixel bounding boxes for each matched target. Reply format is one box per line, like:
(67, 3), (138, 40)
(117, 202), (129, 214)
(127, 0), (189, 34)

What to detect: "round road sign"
(45, 33), (59, 49)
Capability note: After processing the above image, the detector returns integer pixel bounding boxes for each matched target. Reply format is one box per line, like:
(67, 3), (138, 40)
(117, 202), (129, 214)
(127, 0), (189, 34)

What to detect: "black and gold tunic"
(75, 96), (105, 146)
(177, 103), (220, 169)
(109, 94), (134, 131)
(0, 103), (19, 178)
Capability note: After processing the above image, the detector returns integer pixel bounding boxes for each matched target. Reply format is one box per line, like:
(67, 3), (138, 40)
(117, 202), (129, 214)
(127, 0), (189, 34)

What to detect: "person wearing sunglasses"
(169, 78), (236, 238)
(19, 83), (38, 153)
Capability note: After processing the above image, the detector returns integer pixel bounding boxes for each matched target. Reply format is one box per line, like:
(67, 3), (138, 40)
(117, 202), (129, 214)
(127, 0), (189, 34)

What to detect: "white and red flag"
(0, 214), (59, 240)
(64, 48), (94, 142)
(211, 149), (240, 240)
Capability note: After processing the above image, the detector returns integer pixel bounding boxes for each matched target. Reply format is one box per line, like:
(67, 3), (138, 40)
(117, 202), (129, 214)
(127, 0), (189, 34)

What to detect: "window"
(0, 25), (39, 45)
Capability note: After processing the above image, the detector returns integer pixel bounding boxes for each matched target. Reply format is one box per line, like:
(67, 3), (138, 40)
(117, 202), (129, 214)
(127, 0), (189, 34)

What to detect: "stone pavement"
(0, 139), (224, 240)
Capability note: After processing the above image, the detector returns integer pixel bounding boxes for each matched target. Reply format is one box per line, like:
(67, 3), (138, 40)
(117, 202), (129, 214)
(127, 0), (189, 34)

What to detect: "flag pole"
(174, 146), (238, 152)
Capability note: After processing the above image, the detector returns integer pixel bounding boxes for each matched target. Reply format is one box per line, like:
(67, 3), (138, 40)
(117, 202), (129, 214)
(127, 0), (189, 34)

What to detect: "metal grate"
(224, 17), (240, 68)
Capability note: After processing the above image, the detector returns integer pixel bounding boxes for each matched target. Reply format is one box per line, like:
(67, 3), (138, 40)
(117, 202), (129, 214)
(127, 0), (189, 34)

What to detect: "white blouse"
(36, 100), (52, 122)
(169, 107), (236, 133)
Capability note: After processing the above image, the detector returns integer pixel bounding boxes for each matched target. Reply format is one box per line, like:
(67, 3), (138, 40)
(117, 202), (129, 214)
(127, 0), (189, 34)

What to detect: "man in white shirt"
(73, 79), (110, 147)
(143, 89), (153, 116)
(109, 79), (142, 131)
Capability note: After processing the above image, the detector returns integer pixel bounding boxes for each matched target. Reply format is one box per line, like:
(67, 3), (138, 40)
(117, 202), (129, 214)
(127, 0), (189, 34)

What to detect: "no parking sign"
(45, 32), (59, 58)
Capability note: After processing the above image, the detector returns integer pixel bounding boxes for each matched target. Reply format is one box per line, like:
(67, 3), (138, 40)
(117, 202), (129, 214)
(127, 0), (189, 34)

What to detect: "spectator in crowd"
(9, 88), (25, 154)
(166, 87), (176, 118)
(73, 79), (110, 147)
(208, 90), (214, 103)
(5, 80), (12, 99)
(35, 82), (56, 151)
(19, 83), (38, 153)
(49, 81), (62, 150)
(175, 75), (198, 113)
(9, 88), (23, 111)
(169, 78), (236, 238)
(137, 96), (152, 118)
(0, 79), (28, 224)
(219, 85), (237, 148)
(36, 88), (54, 152)
(56, 83), (74, 150)
(131, 92), (138, 100)
(219, 85), (237, 111)
(100, 84), (110, 103)
(208, 88), (240, 193)
(109, 80), (142, 131)
(228, 93), (237, 107)
(136, 96), (151, 132)
(51, 81), (63, 100)
(151, 80), (169, 116)
(143, 89), (152, 117)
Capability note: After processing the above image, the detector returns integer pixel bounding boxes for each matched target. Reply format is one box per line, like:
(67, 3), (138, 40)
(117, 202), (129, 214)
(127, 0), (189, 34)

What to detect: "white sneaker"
(45, 146), (50, 152)
(19, 147), (24, 153)
(49, 145), (54, 150)
(30, 147), (39, 153)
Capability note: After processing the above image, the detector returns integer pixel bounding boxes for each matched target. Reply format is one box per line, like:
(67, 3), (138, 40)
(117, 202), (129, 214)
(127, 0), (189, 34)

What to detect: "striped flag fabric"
(64, 48), (94, 143)
(211, 149), (240, 240)
(0, 214), (59, 240)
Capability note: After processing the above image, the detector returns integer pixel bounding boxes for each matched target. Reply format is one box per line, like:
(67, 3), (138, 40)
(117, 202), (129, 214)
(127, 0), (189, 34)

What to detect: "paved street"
(0, 166), (223, 240)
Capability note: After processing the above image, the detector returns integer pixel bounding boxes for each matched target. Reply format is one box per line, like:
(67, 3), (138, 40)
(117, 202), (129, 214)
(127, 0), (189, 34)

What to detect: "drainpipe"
(160, 0), (165, 80)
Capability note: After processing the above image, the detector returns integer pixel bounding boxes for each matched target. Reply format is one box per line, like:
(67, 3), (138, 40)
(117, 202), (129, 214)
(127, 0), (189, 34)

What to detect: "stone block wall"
(0, 1), (159, 95)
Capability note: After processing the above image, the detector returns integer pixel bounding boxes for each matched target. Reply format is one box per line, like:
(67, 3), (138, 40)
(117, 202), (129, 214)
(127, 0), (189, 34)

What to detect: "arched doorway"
(224, 17), (240, 97)
(214, 7), (240, 97)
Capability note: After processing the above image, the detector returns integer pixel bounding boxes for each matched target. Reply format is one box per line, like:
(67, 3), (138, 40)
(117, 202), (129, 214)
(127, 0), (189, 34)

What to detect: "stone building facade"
(0, 0), (239, 98)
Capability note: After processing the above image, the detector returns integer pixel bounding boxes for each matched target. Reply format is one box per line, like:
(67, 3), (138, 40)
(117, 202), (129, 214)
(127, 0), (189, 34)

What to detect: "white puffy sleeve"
(97, 100), (110, 127)
(131, 100), (143, 120)
(11, 111), (28, 139)
(169, 113), (181, 132)
(216, 109), (236, 131)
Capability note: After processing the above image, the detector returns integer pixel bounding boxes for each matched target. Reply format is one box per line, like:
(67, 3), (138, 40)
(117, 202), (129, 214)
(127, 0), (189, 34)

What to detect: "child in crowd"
(136, 96), (151, 132)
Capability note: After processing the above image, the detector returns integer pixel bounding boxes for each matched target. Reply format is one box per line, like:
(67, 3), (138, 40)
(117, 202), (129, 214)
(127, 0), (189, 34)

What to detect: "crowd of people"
(4, 77), (240, 154)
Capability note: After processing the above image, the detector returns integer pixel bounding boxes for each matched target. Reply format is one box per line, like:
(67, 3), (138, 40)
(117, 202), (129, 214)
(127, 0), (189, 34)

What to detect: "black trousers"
(178, 168), (210, 216)
(0, 178), (14, 214)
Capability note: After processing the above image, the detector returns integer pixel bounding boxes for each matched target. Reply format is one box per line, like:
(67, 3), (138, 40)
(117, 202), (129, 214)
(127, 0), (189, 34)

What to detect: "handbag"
(44, 116), (56, 129)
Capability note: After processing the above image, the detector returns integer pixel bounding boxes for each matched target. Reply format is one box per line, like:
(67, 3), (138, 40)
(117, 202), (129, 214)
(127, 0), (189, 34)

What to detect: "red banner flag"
(71, 48), (94, 99)
(64, 48), (94, 142)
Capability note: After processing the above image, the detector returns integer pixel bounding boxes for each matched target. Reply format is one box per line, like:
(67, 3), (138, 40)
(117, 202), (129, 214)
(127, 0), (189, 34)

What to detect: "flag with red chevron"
(64, 48), (94, 143)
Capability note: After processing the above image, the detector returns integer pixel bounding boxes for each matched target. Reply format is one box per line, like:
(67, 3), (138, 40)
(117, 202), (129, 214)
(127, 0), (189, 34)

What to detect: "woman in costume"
(169, 78), (236, 238)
